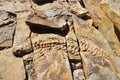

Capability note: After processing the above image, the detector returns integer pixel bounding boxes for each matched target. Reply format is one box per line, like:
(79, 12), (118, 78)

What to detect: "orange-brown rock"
(0, 11), (16, 50)
(68, 0), (88, 17)
(66, 24), (81, 60)
(0, 48), (26, 80)
(13, 18), (33, 56)
(0, 0), (120, 80)
(31, 32), (73, 80)
(73, 15), (120, 80)
(100, 3), (120, 38)
(0, 1), (31, 13)
(83, 0), (120, 56)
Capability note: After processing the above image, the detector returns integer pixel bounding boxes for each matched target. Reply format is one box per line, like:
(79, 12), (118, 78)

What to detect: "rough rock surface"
(0, 11), (16, 50)
(83, 0), (120, 57)
(0, 0), (120, 80)
(31, 33), (72, 80)
(0, 48), (26, 80)
(13, 18), (33, 56)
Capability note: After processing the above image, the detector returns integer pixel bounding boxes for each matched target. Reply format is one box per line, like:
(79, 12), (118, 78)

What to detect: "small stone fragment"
(69, 0), (88, 17)
(73, 69), (85, 80)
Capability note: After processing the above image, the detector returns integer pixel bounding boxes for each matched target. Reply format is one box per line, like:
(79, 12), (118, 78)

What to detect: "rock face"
(13, 18), (33, 57)
(73, 15), (120, 80)
(0, 0), (120, 80)
(83, 0), (120, 56)
(31, 33), (73, 80)
(0, 48), (26, 80)
(0, 11), (16, 50)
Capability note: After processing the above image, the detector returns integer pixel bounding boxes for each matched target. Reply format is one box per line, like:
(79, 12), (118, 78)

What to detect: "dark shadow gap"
(66, 0), (69, 3)
(28, 24), (69, 37)
(8, 11), (17, 18)
(92, 22), (99, 30)
(81, 14), (91, 20)
(65, 44), (75, 80)
(0, 46), (11, 51)
(114, 26), (120, 41)
(32, 0), (54, 5)
(0, 21), (15, 27)
(14, 50), (33, 57)
(79, 0), (85, 8)
(69, 59), (82, 70)
(0, 47), (5, 51)
(23, 60), (28, 80)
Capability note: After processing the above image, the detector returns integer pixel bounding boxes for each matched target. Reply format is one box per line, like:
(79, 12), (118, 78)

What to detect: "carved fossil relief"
(31, 33), (73, 80)
(72, 15), (120, 80)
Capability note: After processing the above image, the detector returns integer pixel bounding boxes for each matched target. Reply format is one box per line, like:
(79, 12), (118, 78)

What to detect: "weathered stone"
(66, 24), (81, 60)
(26, 1), (70, 31)
(68, 0), (88, 17)
(73, 69), (85, 80)
(31, 32), (73, 80)
(100, 3), (120, 36)
(0, 48), (26, 80)
(13, 18), (33, 56)
(0, 1), (31, 13)
(83, 0), (120, 56)
(23, 54), (35, 80)
(0, 0), (120, 80)
(99, 0), (120, 16)
(26, 11), (67, 31)
(72, 15), (120, 80)
(0, 11), (16, 50)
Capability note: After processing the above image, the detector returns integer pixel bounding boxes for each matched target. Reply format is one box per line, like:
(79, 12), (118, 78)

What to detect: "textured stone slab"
(13, 18), (33, 56)
(23, 53), (35, 80)
(0, 48), (26, 80)
(66, 22), (85, 80)
(68, 0), (88, 17)
(26, 1), (70, 31)
(66, 25), (81, 60)
(73, 15), (120, 80)
(83, 0), (120, 56)
(100, 3), (120, 36)
(31, 33), (73, 80)
(73, 69), (85, 80)
(0, 1), (31, 13)
(0, 11), (16, 50)
(99, 0), (120, 16)
(26, 11), (66, 31)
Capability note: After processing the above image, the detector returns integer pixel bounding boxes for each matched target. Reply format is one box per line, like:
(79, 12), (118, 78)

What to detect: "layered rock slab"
(27, 1), (71, 31)
(98, 0), (120, 16)
(99, 3), (120, 40)
(83, 0), (120, 56)
(0, 1), (31, 13)
(72, 15), (120, 80)
(13, 18), (33, 56)
(0, 11), (16, 50)
(68, 0), (88, 17)
(0, 48), (26, 80)
(30, 32), (73, 80)
(66, 24), (81, 60)
(66, 20), (85, 80)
